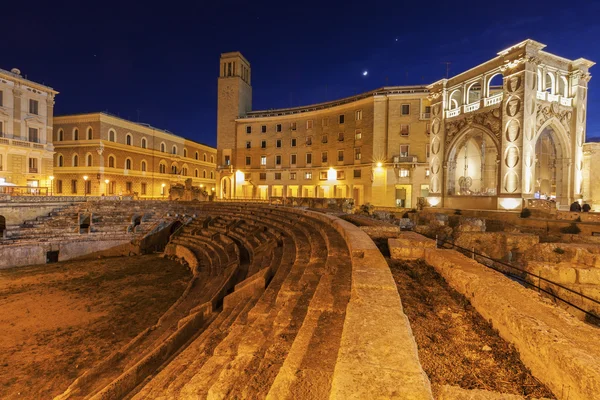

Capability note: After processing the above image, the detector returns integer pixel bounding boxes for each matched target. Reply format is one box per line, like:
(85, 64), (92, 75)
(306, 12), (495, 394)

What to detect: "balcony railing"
(393, 155), (418, 163)
(484, 93), (503, 107)
(537, 91), (573, 107)
(560, 97), (573, 107)
(29, 168), (38, 173)
(464, 102), (480, 113)
(0, 137), (49, 149)
(446, 108), (461, 118)
(447, 93), (505, 118)
(420, 112), (431, 120)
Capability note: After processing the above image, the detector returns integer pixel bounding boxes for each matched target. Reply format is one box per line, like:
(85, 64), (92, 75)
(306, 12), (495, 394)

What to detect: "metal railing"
(0, 186), (49, 196)
(432, 235), (600, 324)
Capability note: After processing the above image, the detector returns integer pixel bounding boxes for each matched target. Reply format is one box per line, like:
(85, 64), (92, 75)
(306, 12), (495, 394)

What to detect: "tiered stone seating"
(2, 201), (197, 243)
(55, 202), (433, 400)
(129, 205), (350, 399)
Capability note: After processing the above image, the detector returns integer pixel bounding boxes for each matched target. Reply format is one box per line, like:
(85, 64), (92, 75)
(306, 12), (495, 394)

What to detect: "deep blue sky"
(3, 0), (599, 146)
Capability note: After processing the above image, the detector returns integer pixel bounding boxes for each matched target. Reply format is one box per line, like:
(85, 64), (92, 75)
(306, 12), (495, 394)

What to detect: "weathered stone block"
(389, 233), (436, 260)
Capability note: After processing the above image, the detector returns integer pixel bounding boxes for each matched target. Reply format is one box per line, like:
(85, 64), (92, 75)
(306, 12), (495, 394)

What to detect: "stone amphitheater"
(2, 200), (600, 400)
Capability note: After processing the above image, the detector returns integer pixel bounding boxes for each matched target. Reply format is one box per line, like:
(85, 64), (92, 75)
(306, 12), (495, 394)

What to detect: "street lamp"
(105, 179), (109, 196)
(161, 183), (166, 199)
(83, 175), (88, 197)
(49, 175), (54, 196)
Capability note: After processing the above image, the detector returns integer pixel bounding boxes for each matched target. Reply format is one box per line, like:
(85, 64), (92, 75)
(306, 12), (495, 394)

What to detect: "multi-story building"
(53, 112), (216, 198)
(216, 52), (432, 208)
(217, 40), (594, 210)
(0, 67), (58, 193)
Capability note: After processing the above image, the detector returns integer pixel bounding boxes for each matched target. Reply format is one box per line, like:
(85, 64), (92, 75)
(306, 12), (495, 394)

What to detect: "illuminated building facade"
(219, 40), (594, 210)
(53, 113), (216, 198)
(216, 53), (432, 208)
(428, 39), (593, 210)
(0, 67), (58, 193)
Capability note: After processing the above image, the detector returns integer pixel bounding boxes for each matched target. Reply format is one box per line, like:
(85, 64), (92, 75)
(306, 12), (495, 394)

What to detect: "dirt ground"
(386, 253), (555, 398)
(0, 254), (191, 400)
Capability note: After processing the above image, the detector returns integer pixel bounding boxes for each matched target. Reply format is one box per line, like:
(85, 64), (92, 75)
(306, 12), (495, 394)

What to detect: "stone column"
(12, 86), (22, 139)
(498, 67), (525, 204)
(519, 57), (541, 200)
(496, 47), (540, 209)
(46, 94), (55, 146)
(427, 80), (446, 206)
(570, 61), (594, 202)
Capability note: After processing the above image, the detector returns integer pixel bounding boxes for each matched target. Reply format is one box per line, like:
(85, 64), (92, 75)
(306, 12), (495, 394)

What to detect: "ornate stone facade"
(427, 39), (594, 210)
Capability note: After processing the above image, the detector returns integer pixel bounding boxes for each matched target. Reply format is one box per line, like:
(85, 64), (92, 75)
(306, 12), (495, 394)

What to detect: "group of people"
(570, 201), (592, 212)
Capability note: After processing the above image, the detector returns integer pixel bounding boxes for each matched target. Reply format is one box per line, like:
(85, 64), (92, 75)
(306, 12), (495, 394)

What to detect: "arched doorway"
(534, 129), (557, 199)
(446, 128), (499, 196)
(220, 176), (231, 199)
(532, 122), (571, 206)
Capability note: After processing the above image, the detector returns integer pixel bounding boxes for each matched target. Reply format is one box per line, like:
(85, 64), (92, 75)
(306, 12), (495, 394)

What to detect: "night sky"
(3, 1), (599, 146)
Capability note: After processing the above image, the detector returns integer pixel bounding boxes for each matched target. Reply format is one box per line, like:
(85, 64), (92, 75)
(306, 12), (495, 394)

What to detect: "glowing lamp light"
(49, 175), (54, 181)
(83, 175), (88, 181)
(211, 187), (215, 191)
(105, 179), (109, 184)
(428, 197), (441, 207)
(200, 184), (204, 188)
(161, 183), (166, 188)
(327, 167), (337, 181)
(235, 170), (245, 182)
(376, 162), (383, 168)
(500, 198), (521, 210)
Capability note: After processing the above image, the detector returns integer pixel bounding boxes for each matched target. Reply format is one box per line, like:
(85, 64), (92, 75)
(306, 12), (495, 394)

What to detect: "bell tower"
(217, 52), (252, 169)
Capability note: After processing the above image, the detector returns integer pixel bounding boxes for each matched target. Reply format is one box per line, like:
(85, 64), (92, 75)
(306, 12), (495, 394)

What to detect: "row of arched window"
(56, 128), (215, 163)
(55, 153), (215, 178)
(447, 67), (572, 112)
(57, 127), (94, 141)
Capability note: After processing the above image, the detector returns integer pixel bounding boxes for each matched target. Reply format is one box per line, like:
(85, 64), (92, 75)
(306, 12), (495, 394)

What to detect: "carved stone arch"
(535, 117), (571, 159)
(532, 118), (573, 205)
(445, 125), (500, 197)
(486, 72), (503, 97)
(448, 89), (462, 110)
(466, 80), (483, 104)
(445, 123), (500, 160)
(220, 176), (232, 199)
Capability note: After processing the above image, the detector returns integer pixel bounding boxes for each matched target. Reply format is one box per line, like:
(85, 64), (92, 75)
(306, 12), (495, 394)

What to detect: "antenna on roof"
(136, 109), (141, 122)
(442, 62), (451, 79)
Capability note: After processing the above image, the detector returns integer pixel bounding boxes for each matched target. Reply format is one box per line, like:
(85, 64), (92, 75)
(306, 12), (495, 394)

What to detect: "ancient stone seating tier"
(1, 201), (202, 244)
(56, 202), (432, 400)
